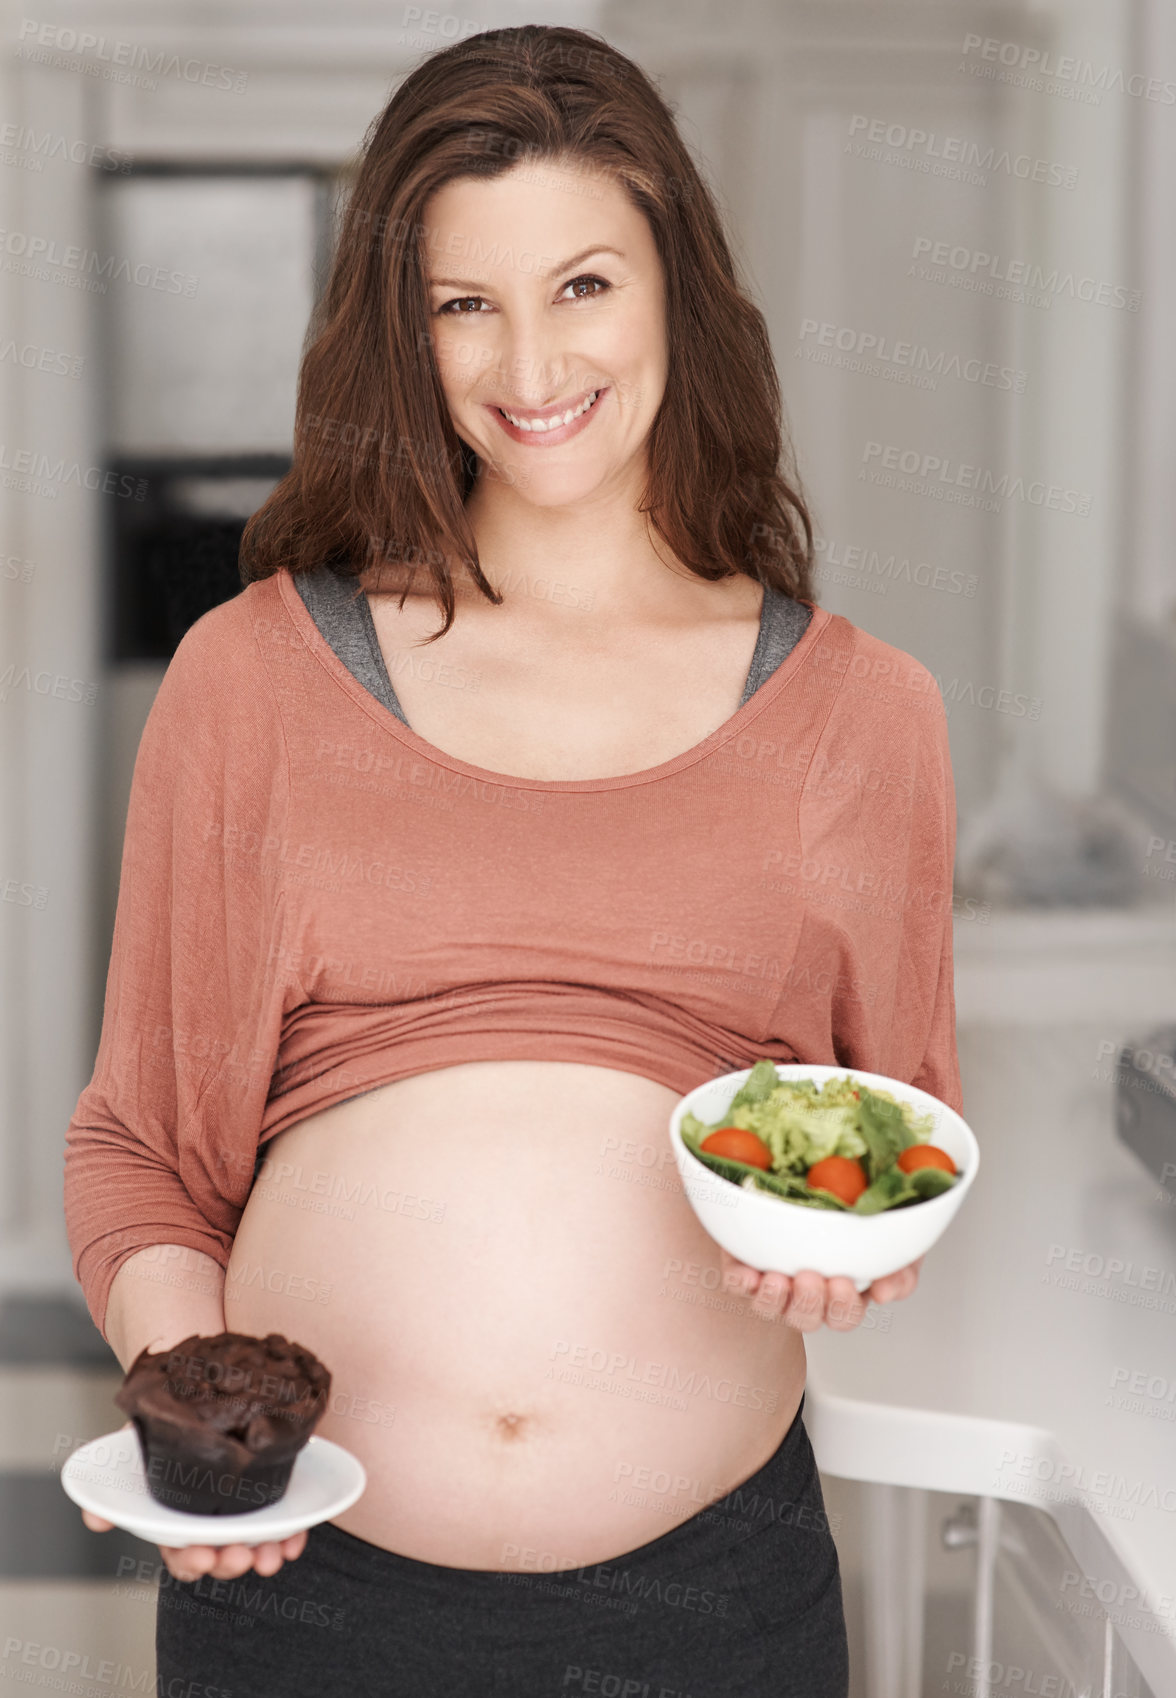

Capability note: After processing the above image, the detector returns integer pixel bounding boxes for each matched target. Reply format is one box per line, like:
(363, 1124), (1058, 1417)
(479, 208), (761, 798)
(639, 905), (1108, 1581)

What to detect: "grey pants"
(155, 1392), (849, 1697)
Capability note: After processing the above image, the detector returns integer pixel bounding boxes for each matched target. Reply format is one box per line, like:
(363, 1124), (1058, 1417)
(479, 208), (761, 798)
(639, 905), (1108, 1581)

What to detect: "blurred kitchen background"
(1, 1), (1174, 1694)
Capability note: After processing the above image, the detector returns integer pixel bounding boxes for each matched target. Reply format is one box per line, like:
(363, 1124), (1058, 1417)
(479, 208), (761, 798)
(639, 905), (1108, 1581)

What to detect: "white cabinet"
(964, 1496), (1157, 1698)
(827, 1477), (1166, 1698)
(850, 1486), (1163, 1697)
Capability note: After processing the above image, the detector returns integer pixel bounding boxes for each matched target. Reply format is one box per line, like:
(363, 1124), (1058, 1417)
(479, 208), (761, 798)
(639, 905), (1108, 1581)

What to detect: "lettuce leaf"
(855, 1087), (917, 1182)
(724, 1059), (780, 1114)
(853, 1166), (916, 1214)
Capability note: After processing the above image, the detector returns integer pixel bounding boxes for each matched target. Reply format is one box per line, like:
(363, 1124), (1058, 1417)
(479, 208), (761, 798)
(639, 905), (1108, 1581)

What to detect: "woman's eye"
(437, 296), (489, 316)
(562, 274), (609, 301)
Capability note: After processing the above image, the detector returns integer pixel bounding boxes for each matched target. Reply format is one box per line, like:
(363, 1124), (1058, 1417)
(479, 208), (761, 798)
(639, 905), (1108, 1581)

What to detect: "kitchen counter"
(804, 1014), (1176, 1694)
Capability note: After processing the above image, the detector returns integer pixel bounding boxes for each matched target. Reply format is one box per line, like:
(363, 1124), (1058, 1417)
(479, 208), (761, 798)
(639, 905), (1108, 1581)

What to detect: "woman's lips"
(486, 387), (607, 446)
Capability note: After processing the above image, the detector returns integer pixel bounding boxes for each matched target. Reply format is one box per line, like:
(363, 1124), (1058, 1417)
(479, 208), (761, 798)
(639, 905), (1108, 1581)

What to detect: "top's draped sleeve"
(63, 596), (294, 1341)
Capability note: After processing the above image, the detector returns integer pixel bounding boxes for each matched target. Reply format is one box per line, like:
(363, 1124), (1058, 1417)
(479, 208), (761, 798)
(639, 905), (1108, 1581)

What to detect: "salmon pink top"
(64, 567), (962, 1339)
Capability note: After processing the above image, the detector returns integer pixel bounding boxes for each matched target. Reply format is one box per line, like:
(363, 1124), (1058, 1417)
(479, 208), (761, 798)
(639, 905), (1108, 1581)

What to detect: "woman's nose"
(494, 325), (570, 406)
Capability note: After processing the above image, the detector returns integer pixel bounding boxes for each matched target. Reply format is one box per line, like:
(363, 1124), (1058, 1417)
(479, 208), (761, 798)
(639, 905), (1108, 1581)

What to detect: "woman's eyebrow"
(428, 245), (626, 291)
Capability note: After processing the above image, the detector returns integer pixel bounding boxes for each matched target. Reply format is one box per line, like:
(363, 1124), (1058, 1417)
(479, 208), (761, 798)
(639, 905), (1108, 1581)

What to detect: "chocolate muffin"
(115, 1331), (332, 1515)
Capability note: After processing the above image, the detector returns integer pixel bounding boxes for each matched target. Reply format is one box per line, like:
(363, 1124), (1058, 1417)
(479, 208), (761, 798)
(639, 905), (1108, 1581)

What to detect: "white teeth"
(500, 390), (599, 431)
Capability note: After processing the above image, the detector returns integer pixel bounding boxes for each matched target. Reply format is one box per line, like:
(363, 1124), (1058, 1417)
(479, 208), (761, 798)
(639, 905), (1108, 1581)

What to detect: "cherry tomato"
(700, 1128), (773, 1170)
(896, 1144), (956, 1176)
(806, 1155), (868, 1205)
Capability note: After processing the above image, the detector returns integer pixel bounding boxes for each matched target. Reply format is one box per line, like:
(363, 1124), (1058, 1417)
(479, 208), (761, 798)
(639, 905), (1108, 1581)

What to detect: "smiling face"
(421, 157), (668, 511)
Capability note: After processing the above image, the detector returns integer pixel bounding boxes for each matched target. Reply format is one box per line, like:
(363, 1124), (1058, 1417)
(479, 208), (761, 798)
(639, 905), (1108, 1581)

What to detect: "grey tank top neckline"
(292, 561), (814, 728)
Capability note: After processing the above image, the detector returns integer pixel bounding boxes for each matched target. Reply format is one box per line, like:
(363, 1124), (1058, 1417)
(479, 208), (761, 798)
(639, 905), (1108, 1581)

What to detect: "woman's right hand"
(80, 1508), (308, 1581)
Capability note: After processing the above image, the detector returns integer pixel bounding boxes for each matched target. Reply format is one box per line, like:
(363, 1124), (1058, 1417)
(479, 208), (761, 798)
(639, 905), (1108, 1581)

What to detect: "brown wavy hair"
(239, 23), (816, 640)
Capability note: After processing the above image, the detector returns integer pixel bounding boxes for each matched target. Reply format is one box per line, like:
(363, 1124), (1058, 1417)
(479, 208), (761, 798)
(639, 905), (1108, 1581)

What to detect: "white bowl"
(670, 1063), (979, 1292)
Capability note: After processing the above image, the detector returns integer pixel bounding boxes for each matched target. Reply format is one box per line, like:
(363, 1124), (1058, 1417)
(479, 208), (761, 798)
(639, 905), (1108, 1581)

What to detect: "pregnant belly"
(224, 1061), (805, 1570)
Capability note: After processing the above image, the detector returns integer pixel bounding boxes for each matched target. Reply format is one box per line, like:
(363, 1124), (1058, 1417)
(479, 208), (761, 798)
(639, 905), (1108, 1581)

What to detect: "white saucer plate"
(61, 1427), (367, 1547)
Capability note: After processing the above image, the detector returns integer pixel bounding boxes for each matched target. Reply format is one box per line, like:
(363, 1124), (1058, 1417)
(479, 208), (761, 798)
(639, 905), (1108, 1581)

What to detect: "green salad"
(680, 1060), (960, 1214)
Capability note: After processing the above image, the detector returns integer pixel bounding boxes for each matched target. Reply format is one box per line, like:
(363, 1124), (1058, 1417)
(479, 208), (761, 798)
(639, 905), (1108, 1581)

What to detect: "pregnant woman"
(65, 25), (961, 1698)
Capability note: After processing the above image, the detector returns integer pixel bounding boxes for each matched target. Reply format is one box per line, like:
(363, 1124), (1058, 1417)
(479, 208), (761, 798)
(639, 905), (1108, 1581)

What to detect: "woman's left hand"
(718, 1250), (924, 1332)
